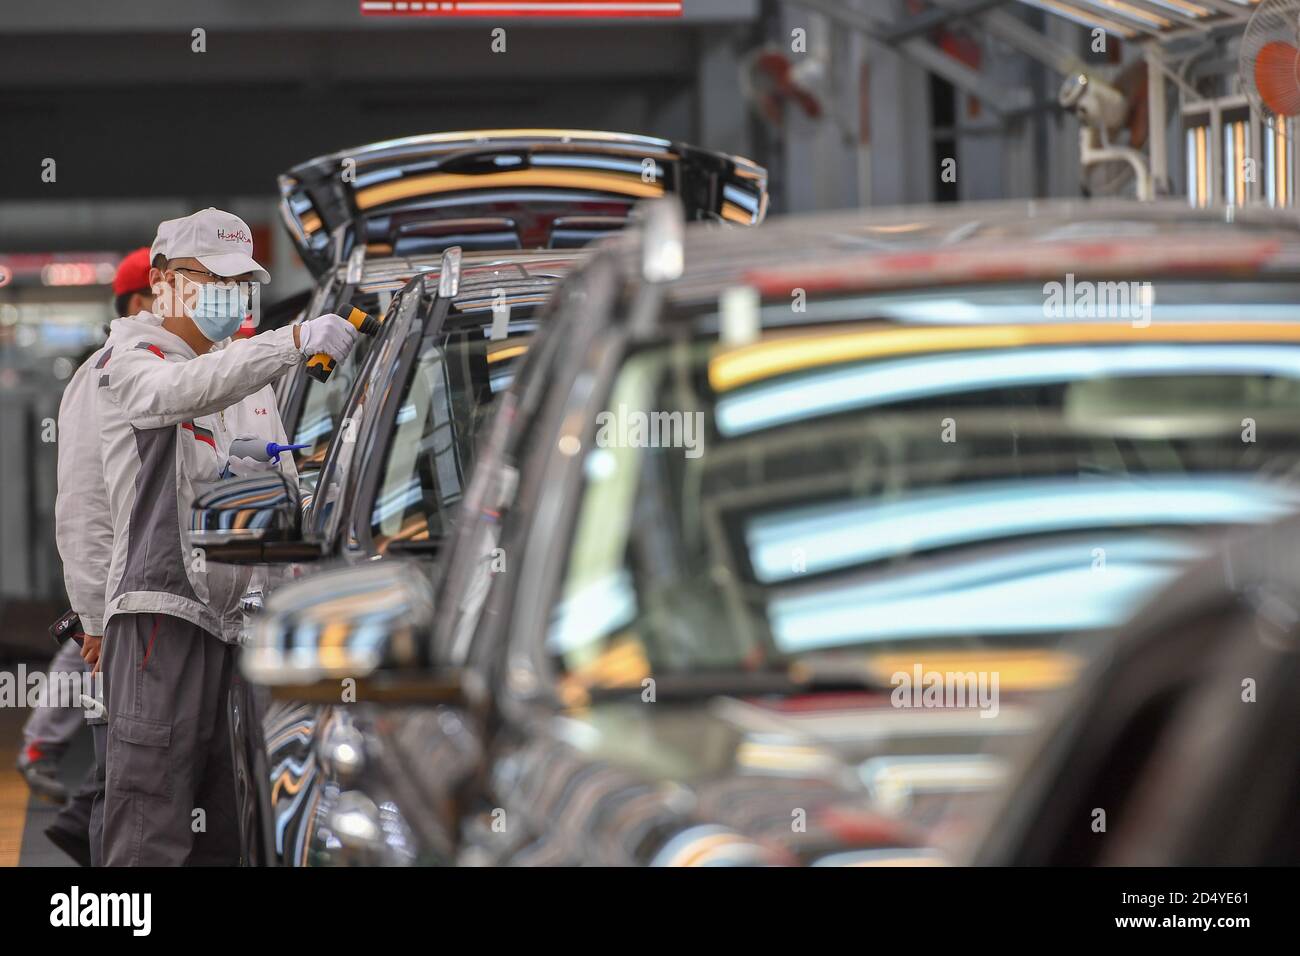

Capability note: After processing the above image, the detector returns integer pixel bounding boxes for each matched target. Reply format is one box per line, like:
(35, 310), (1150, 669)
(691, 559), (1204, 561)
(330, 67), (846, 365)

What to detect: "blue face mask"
(187, 279), (247, 342)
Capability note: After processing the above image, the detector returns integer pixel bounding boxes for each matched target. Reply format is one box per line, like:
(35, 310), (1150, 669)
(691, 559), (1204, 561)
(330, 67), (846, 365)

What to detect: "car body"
(201, 131), (769, 865)
(211, 249), (585, 865)
(971, 513), (1300, 866)
(240, 198), (1300, 865)
(272, 128), (767, 483)
(252, 127), (769, 567)
(273, 254), (439, 480)
(277, 128), (768, 277)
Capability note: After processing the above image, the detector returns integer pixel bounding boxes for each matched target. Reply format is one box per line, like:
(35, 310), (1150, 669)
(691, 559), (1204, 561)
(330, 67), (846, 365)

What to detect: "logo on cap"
(216, 228), (250, 244)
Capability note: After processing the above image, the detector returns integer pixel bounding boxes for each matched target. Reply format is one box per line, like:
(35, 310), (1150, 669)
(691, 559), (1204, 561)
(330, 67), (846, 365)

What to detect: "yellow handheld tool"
(305, 306), (380, 382)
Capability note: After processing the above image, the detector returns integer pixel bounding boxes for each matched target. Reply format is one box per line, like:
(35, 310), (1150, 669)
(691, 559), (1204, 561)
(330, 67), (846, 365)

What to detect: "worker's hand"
(298, 313), (359, 363)
(81, 634), (102, 674)
(223, 455), (278, 478)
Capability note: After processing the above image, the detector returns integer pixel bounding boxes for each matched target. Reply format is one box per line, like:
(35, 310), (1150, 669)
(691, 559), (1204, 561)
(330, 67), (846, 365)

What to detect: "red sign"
(361, 0), (681, 16)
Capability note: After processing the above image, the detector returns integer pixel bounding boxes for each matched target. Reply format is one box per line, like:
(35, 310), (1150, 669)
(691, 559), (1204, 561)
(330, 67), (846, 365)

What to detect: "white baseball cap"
(150, 208), (270, 283)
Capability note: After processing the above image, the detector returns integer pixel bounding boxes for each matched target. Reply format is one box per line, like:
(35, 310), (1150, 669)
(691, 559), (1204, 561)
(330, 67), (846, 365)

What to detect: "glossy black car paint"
(255, 201), (1300, 865)
(279, 129), (768, 276)
(247, 130), (772, 864)
(254, 251), (582, 864)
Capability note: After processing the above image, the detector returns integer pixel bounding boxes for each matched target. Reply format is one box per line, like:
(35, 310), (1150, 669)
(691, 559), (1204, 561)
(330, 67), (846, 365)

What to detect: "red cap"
(112, 246), (152, 296)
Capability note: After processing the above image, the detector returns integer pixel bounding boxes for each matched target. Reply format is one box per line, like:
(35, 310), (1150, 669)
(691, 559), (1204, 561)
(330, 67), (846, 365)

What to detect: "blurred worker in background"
(96, 209), (358, 865)
(17, 247), (155, 867)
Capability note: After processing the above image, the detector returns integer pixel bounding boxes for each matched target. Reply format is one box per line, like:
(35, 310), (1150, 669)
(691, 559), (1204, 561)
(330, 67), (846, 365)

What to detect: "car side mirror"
(188, 472), (324, 564)
(242, 561), (464, 705)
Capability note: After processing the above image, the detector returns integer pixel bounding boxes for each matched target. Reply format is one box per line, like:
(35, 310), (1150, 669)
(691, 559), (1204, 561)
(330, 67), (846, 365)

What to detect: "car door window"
(291, 287), (393, 471)
(368, 324), (533, 553)
(433, 281), (591, 667)
(306, 287), (419, 546)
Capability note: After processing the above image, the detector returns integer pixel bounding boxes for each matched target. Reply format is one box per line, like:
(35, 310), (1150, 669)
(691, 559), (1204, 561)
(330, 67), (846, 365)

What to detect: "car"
(210, 127), (771, 570)
(196, 247), (584, 864)
(271, 128), (769, 482)
(237, 197), (1300, 866)
(193, 131), (770, 864)
(970, 512), (1300, 867)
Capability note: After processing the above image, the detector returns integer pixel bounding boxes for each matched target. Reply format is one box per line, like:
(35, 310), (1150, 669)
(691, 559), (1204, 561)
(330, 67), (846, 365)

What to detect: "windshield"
(546, 282), (1300, 695)
(368, 318), (533, 553)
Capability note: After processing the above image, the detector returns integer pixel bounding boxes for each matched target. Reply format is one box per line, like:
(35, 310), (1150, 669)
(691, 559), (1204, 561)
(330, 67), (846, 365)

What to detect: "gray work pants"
(102, 612), (239, 866)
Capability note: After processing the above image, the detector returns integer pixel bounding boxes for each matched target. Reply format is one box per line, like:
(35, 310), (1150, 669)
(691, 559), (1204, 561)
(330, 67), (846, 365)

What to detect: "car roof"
(601, 200), (1300, 310)
(451, 254), (583, 318)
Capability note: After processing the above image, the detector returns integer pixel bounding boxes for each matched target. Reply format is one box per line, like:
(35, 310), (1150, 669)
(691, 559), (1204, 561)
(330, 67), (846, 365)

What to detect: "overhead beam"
(1106, 0), (1207, 34)
(1023, 0), (1157, 39)
(786, 0), (1033, 116)
(875, 0), (1009, 44)
(960, 4), (1087, 77)
(1188, 0), (1259, 16)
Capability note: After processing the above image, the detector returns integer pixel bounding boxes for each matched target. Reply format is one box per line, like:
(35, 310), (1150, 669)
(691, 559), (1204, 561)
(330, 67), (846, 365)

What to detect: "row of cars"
(194, 131), (1298, 866)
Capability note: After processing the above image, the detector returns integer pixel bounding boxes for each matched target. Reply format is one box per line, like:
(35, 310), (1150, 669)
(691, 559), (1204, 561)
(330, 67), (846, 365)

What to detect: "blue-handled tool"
(228, 437), (310, 462)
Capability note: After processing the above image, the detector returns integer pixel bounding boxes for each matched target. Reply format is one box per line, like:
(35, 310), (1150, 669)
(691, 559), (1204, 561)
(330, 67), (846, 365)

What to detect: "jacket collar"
(107, 312), (201, 360)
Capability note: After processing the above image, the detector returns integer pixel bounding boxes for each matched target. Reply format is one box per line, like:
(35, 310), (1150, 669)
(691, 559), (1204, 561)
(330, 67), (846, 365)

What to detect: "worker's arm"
(54, 365), (111, 636)
(56, 521), (111, 636)
(55, 498), (111, 637)
(109, 326), (303, 430)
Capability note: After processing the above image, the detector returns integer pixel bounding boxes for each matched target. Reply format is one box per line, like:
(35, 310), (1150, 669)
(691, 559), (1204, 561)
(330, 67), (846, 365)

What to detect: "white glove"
(222, 455), (278, 479)
(298, 313), (359, 363)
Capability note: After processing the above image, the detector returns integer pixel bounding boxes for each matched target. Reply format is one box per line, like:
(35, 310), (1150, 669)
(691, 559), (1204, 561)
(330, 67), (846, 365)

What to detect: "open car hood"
(279, 128), (769, 276)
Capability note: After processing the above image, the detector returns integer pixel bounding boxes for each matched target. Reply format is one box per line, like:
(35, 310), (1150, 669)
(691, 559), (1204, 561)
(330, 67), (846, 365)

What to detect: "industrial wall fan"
(1240, 0), (1300, 137)
(739, 44), (825, 128)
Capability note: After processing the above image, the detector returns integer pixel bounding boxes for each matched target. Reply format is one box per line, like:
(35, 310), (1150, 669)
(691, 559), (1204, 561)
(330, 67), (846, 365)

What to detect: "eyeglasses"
(169, 268), (260, 315)
(172, 266), (252, 284)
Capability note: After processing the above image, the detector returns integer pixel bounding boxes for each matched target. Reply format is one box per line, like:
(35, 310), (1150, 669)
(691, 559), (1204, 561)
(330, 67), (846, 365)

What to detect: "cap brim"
(197, 253), (270, 284)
